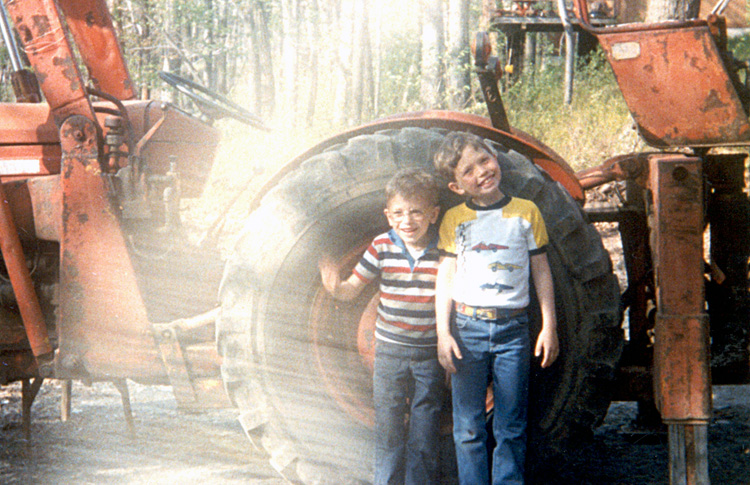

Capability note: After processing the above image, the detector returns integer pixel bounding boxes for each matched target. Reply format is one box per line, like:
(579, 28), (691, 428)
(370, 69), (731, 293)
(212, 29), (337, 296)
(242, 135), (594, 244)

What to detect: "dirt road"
(1, 378), (750, 484)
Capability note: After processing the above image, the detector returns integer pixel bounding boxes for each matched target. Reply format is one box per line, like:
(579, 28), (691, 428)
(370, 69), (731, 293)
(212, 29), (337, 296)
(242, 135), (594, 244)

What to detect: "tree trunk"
(420, 0), (445, 108)
(203, 0), (215, 90)
(333, 1), (353, 126)
(254, 0), (276, 119)
(304, 0), (321, 127)
(217, 0), (229, 95)
(351, 0), (373, 124)
(246, 2), (263, 116)
(480, 0), (494, 31)
(646, 0), (701, 21)
(280, 0), (299, 126)
(447, 0), (470, 109)
(373, 0), (382, 115)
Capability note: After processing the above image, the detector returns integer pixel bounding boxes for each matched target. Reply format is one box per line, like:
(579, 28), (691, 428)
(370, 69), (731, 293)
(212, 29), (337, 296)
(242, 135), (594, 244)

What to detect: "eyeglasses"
(387, 209), (428, 222)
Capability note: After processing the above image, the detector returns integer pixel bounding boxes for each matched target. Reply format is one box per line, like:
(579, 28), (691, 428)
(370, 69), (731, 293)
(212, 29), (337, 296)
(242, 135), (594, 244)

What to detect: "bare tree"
(646, 0), (701, 21)
(420, 0), (445, 108)
(447, 0), (470, 109)
(280, 0), (300, 126)
(332, 1), (354, 126)
(245, 0), (276, 118)
(303, 0), (322, 127)
(351, 0), (374, 124)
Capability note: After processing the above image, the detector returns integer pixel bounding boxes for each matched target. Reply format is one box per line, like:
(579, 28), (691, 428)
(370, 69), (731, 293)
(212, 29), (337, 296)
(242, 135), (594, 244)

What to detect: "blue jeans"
(373, 341), (445, 485)
(451, 312), (531, 485)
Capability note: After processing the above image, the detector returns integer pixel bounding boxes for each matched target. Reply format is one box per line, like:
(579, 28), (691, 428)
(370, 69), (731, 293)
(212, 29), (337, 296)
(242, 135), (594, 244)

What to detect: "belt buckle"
(477, 307), (496, 320)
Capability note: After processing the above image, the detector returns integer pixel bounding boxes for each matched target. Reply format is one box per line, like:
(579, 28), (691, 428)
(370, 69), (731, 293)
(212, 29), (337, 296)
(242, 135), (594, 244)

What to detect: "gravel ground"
(0, 380), (285, 484)
(558, 385), (750, 484)
(1, 379), (749, 484)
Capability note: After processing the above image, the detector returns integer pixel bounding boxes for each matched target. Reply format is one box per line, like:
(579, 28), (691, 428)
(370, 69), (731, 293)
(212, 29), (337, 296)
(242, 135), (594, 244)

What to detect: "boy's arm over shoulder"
(530, 252), (558, 368)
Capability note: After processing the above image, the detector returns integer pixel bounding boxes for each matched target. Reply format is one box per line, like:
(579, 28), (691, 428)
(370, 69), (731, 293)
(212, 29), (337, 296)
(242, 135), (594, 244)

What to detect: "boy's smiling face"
(384, 194), (439, 250)
(448, 144), (504, 206)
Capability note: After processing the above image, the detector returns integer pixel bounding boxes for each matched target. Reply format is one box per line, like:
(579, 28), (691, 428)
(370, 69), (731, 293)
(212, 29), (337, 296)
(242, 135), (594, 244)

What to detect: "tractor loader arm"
(0, 0), (227, 415)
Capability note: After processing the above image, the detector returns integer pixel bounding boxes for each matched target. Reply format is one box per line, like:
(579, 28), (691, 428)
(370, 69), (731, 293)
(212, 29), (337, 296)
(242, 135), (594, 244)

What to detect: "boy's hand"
(318, 256), (341, 294)
(318, 256), (366, 301)
(534, 325), (559, 368)
(438, 334), (462, 374)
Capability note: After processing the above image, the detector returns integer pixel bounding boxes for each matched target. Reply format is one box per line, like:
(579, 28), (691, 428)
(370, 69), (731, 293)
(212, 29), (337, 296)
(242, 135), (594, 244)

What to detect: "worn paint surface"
(57, 0), (135, 100)
(0, 181), (51, 357)
(649, 154), (711, 422)
(6, 0), (94, 123)
(597, 23), (750, 147)
(58, 115), (163, 381)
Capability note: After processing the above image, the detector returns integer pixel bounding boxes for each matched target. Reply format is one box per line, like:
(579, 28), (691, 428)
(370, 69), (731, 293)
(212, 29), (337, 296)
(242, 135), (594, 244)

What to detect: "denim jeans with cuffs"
(451, 311), (531, 485)
(373, 340), (445, 485)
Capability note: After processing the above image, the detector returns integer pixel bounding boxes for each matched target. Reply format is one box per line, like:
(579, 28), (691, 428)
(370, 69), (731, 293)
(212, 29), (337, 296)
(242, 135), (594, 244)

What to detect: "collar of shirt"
(466, 194), (512, 211)
(387, 227), (438, 270)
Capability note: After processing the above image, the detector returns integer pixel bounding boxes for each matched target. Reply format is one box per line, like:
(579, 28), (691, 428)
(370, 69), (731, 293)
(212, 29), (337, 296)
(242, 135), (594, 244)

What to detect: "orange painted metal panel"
(57, 0), (135, 101)
(57, 115), (164, 382)
(0, 144), (61, 176)
(597, 23), (750, 147)
(0, 103), (57, 144)
(649, 154), (711, 422)
(6, 0), (95, 123)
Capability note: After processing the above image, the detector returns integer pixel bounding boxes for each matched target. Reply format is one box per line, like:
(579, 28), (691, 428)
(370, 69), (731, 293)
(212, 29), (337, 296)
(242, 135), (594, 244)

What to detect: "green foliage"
(729, 33), (750, 62)
(110, 0), (252, 104)
(0, 46), (16, 102)
(499, 49), (642, 170)
(381, 33), (642, 172)
(376, 29), (422, 115)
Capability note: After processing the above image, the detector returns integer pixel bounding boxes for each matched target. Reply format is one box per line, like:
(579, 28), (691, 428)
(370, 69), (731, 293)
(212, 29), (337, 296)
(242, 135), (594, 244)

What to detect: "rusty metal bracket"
(57, 0), (136, 101)
(472, 32), (511, 132)
(649, 154), (710, 485)
(21, 376), (43, 440)
(151, 323), (199, 409)
(0, 180), (52, 366)
(5, 0), (95, 124)
(151, 307), (223, 411)
(57, 114), (163, 382)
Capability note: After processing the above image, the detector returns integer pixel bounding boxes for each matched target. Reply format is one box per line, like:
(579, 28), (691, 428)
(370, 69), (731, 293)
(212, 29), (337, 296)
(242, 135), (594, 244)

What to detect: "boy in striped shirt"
(319, 168), (446, 485)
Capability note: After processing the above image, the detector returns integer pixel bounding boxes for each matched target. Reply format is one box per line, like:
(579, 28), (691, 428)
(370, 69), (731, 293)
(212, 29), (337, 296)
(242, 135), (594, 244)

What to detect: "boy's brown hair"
(433, 132), (493, 182)
(385, 168), (440, 207)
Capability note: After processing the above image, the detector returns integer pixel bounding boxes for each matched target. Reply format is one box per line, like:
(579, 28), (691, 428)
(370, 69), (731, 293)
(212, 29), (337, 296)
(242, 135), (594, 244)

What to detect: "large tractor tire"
(217, 126), (622, 483)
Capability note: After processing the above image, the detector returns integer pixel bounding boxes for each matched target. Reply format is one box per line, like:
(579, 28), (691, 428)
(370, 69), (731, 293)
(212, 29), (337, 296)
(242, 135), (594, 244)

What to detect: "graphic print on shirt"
(438, 197), (549, 308)
(480, 282), (514, 293)
(456, 223), (470, 261)
(488, 261), (522, 273)
(470, 242), (509, 252)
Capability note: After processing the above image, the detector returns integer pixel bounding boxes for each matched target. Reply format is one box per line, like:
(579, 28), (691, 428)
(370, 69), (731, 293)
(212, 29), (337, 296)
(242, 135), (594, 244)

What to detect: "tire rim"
(309, 240), (377, 428)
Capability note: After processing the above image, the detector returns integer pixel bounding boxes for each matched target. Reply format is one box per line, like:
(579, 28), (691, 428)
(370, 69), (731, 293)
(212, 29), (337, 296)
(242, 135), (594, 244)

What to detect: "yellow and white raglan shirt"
(438, 195), (549, 309)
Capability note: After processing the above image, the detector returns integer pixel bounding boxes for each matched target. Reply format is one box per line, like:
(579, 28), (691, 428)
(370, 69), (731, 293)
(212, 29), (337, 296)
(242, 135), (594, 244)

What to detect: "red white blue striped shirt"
(353, 229), (439, 347)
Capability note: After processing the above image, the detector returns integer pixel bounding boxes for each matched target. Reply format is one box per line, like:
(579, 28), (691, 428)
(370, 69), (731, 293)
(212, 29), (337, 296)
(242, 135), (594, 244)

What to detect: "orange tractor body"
(1, 0), (748, 484)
